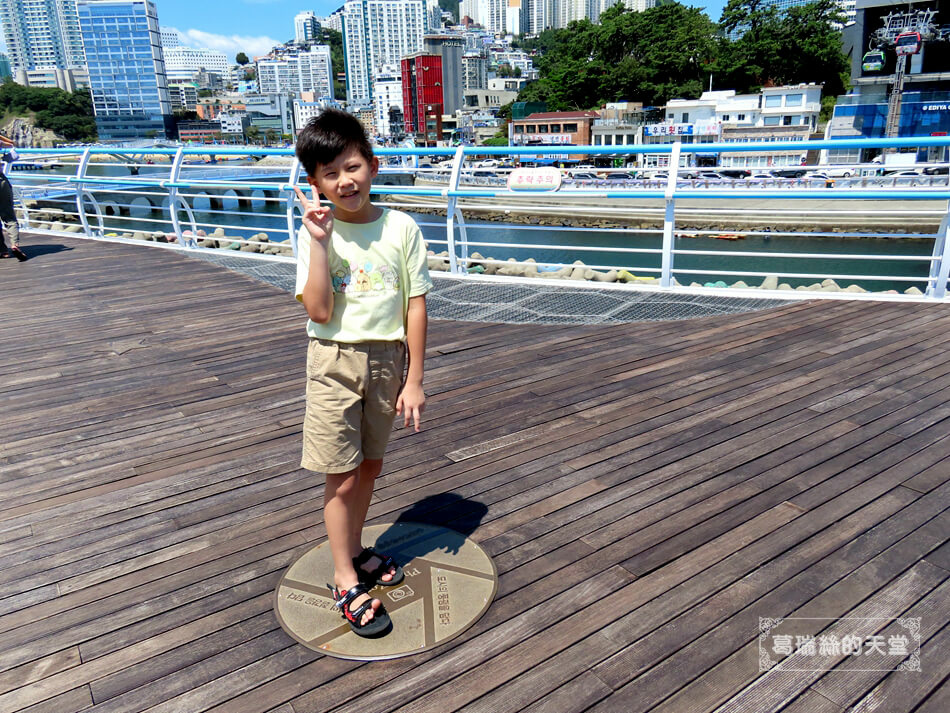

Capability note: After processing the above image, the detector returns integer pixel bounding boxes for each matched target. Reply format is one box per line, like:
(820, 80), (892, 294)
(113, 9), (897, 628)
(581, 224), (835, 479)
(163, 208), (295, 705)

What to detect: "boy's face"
(307, 146), (379, 223)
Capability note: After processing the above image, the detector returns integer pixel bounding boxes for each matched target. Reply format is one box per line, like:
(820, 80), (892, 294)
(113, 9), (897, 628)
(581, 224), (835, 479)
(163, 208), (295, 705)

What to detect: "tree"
(517, 5), (717, 110)
(482, 136), (508, 146)
(246, 126), (261, 144)
(236, 52), (249, 65)
(714, 0), (847, 97)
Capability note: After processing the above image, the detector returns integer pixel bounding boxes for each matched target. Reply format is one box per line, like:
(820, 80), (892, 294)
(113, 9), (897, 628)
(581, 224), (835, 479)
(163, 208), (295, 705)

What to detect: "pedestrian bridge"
(0, 234), (947, 712)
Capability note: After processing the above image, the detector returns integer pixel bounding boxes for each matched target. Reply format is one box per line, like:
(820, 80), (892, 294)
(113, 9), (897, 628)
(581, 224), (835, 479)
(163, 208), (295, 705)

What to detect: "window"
(563, 123), (577, 132)
(681, 113), (689, 122)
(764, 95), (782, 108)
(785, 93), (803, 107)
(538, 124), (548, 133)
(783, 115), (793, 125)
(514, 125), (523, 133)
(549, 123), (561, 132)
(763, 116), (780, 126)
(738, 114), (746, 121)
(526, 125), (536, 133)
(604, 135), (613, 145)
(722, 115), (730, 121)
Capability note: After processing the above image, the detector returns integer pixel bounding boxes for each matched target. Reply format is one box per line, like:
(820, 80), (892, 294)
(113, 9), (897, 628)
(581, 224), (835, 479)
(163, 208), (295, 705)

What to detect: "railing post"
(444, 144), (465, 274)
(660, 141), (681, 287)
(75, 148), (96, 236)
(286, 157), (303, 259)
(167, 147), (194, 247)
(929, 206), (950, 299)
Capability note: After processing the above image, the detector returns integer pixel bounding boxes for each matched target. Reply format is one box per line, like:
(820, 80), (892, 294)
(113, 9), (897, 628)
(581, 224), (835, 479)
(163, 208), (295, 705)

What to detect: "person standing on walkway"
(0, 133), (25, 261)
(293, 109), (432, 638)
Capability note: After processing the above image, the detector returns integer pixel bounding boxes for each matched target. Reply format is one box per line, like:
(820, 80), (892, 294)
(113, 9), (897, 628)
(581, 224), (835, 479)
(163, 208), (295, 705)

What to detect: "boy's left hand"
(396, 382), (425, 432)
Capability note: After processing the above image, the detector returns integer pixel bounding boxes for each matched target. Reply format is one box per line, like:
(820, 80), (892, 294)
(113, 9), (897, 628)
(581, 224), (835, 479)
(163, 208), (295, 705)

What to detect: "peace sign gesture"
(294, 183), (333, 244)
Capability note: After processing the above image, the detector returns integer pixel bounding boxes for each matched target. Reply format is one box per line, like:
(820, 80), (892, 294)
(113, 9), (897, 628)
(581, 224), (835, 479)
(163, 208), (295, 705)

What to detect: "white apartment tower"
(0, 0), (86, 71)
(342, 0), (426, 105)
(295, 10), (320, 43)
(163, 46), (231, 82)
(373, 65), (403, 138)
(159, 26), (181, 48)
(257, 45), (333, 97)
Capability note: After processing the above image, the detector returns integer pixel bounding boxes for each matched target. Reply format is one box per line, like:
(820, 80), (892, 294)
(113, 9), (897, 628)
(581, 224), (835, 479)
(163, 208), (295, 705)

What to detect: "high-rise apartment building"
(163, 46), (231, 82)
(342, 0), (427, 105)
(373, 65), (404, 138)
(0, 0), (86, 71)
(77, 0), (173, 140)
(257, 45), (333, 97)
(295, 10), (320, 43)
(159, 25), (181, 47)
(462, 52), (487, 90)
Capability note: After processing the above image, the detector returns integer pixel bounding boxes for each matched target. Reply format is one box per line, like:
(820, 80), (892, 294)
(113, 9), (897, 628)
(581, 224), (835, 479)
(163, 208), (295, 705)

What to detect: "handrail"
(5, 136), (949, 302)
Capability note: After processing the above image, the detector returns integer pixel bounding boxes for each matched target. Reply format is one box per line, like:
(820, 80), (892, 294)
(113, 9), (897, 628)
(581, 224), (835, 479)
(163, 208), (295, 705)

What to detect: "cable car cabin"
(895, 32), (921, 56)
(862, 50), (885, 71)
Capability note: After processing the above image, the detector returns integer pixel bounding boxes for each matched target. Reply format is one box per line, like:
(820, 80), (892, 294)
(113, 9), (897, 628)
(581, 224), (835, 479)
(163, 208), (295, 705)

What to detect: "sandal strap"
(328, 582), (384, 627)
(354, 547), (398, 577)
(332, 582), (370, 610)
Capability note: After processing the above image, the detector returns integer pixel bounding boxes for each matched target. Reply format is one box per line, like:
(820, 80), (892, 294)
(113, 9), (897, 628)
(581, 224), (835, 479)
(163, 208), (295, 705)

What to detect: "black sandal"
(11, 248), (26, 262)
(354, 546), (405, 587)
(328, 582), (391, 637)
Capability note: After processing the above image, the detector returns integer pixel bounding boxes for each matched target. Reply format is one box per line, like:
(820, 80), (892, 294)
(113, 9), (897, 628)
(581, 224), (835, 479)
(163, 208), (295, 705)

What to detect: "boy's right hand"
(295, 184), (333, 244)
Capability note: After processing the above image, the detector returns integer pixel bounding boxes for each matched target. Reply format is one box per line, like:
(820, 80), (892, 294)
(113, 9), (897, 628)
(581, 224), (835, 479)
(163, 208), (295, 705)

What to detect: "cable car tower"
(865, 8), (940, 147)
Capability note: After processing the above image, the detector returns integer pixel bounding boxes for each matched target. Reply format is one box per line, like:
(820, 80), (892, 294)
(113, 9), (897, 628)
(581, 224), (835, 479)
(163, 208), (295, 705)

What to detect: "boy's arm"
(295, 185), (334, 323)
(397, 294), (428, 432)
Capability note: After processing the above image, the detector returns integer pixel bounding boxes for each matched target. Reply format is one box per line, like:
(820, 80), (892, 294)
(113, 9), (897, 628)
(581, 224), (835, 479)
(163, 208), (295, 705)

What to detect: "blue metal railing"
(5, 136), (949, 300)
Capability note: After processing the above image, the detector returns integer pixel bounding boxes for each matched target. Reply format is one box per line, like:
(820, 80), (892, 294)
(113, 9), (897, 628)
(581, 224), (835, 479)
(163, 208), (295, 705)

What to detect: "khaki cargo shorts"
(301, 338), (406, 474)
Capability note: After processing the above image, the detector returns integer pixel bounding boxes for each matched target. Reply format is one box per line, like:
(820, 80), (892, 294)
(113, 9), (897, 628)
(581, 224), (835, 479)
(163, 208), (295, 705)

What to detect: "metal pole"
(286, 157), (303, 258)
(444, 144), (465, 274)
(660, 141), (681, 287)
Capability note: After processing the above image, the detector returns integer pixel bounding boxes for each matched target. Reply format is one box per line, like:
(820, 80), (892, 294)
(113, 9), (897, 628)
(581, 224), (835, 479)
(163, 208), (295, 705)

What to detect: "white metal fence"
(6, 136), (950, 301)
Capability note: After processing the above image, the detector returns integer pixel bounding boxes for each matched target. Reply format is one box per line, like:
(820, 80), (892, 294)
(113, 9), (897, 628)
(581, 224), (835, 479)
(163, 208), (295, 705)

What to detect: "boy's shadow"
(372, 493), (489, 563)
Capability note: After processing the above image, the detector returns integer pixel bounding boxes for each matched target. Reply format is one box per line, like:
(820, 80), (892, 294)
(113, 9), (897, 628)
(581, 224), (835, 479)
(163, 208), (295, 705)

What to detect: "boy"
(293, 109), (432, 638)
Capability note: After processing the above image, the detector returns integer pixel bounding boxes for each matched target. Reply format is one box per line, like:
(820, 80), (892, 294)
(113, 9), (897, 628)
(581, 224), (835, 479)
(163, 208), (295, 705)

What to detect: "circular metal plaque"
(274, 522), (497, 660)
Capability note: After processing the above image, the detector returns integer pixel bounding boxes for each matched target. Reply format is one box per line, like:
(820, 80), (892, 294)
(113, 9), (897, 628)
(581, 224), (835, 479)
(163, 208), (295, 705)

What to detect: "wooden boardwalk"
(1, 236), (948, 713)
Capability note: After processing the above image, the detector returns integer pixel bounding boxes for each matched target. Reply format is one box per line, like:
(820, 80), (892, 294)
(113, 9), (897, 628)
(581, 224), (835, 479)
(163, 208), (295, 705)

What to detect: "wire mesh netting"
(192, 252), (792, 325)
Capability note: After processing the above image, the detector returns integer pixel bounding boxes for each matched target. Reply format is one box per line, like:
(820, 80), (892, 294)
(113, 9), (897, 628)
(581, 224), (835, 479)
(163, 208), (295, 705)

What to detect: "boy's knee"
(327, 467), (360, 494)
(360, 458), (383, 479)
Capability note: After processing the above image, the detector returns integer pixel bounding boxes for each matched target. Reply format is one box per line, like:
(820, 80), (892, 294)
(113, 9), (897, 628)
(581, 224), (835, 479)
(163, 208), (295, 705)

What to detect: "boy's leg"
(350, 458), (399, 584)
(325, 467), (381, 626)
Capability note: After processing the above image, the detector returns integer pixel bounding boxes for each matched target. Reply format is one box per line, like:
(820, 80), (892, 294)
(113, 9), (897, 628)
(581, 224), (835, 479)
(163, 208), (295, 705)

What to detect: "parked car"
(923, 165), (949, 175)
(718, 169), (752, 179)
(818, 166), (857, 178)
(748, 172), (774, 179)
(695, 171), (732, 181)
(569, 172), (600, 181)
(604, 171), (637, 181)
(771, 168), (808, 178)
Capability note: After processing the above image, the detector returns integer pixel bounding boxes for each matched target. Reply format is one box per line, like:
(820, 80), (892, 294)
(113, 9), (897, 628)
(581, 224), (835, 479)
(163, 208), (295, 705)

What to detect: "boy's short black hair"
(295, 108), (374, 178)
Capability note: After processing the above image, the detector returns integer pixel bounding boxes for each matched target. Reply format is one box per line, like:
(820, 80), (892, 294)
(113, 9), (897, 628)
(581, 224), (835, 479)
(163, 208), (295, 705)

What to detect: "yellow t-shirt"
(294, 208), (433, 343)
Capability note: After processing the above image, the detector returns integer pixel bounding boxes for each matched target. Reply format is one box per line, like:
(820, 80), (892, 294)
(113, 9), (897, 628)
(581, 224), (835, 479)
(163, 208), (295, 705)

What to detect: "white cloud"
(178, 28), (281, 59)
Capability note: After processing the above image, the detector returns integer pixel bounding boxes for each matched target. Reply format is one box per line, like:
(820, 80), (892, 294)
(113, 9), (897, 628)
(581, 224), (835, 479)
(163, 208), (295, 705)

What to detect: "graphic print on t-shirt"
(331, 257), (400, 294)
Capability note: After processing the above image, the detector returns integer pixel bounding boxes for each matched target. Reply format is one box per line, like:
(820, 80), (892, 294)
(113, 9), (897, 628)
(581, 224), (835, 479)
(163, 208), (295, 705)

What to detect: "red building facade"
(401, 54), (443, 144)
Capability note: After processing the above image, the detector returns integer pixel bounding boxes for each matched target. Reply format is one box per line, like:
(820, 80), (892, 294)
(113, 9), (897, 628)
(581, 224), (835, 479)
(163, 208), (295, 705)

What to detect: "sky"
(153, 0), (728, 61)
